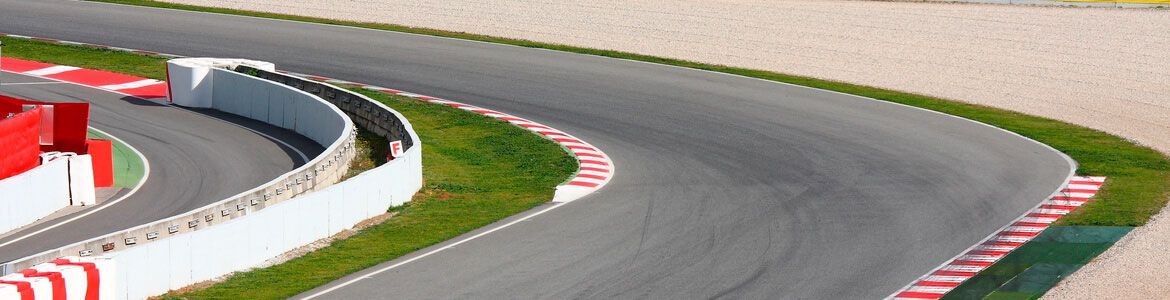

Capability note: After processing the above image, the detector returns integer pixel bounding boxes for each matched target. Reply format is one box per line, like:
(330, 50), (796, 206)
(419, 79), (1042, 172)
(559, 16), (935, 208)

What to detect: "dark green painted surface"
(943, 226), (1133, 300)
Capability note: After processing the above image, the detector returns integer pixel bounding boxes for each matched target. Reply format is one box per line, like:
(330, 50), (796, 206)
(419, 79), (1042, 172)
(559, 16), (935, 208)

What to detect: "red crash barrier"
(0, 95), (91, 154)
(85, 140), (114, 188)
(0, 257), (110, 300)
(0, 95), (113, 186)
(0, 107), (43, 181)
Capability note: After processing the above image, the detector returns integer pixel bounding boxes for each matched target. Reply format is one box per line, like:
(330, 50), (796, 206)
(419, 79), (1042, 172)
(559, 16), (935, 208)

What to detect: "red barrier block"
(0, 280), (34, 300)
(18, 269), (64, 300)
(86, 139), (114, 188)
(0, 107), (42, 181)
(51, 259), (100, 300)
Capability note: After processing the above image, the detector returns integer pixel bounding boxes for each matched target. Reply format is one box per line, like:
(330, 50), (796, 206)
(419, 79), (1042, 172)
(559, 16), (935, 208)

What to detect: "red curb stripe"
(1012, 222), (1050, 228)
(1049, 195), (1089, 201)
(0, 280), (34, 300)
(1061, 188), (1098, 193)
(53, 259), (100, 300)
(44, 68), (148, 87)
(574, 174), (607, 180)
(1068, 180), (1104, 186)
(553, 138), (583, 144)
(498, 116), (530, 122)
(915, 281), (961, 288)
(984, 241), (1025, 247)
(932, 270), (977, 277)
(567, 181), (600, 188)
(580, 167), (609, 173)
(518, 123), (551, 129)
(574, 152), (604, 158)
(31, 37), (59, 43)
(471, 109), (502, 115)
(1, 57), (57, 73)
(579, 159), (609, 166)
(305, 75), (330, 81)
(377, 88), (403, 94)
(19, 269), (65, 300)
(1039, 204), (1079, 211)
(538, 131), (568, 137)
(1026, 213), (1064, 219)
(445, 102), (469, 108)
(895, 291), (943, 299)
(998, 231), (1040, 238)
(566, 145), (596, 151)
(118, 83), (169, 99)
(968, 250), (1010, 256)
(949, 260), (993, 267)
(414, 95), (439, 101)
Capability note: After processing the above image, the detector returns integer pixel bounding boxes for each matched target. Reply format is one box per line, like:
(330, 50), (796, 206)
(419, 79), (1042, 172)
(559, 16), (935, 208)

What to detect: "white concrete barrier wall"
(209, 69), (346, 146)
(0, 58), (422, 299)
(0, 158), (72, 235)
(0, 256), (117, 300)
(106, 146), (421, 299)
(68, 155), (97, 206)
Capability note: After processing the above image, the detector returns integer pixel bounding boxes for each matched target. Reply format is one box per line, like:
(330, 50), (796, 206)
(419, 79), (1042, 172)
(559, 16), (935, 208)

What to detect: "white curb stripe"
(98, 79), (163, 90)
(889, 176), (1106, 299)
(24, 66), (80, 76)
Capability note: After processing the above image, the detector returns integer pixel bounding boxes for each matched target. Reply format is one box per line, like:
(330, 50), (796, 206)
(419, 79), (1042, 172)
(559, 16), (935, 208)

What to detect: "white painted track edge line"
(296, 201), (568, 300)
(0, 122), (151, 250)
(884, 168), (1081, 299)
(6, 21), (1069, 298)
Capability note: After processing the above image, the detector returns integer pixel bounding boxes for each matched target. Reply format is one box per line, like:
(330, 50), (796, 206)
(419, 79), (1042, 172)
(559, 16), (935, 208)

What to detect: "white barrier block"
(0, 157), (72, 233)
(32, 263), (86, 300)
(0, 284), (25, 300)
(0, 273), (54, 300)
(68, 155), (97, 206)
(167, 60), (214, 107)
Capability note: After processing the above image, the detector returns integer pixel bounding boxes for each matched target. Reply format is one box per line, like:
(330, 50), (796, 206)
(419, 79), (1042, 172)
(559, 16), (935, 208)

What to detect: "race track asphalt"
(0, 71), (322, 263)
(0, 1), (1073, 298)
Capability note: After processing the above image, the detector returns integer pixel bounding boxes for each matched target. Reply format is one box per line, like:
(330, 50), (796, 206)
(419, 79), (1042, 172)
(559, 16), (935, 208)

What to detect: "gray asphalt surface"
(0, 1), (1074, 298)
(0, 71), (322, 262)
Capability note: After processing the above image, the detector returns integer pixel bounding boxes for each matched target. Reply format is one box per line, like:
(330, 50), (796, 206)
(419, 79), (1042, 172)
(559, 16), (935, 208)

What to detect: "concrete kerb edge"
(0, 32), (612, 266)
(283, 72), (615, 203)
(2, 25), (1080, 297)
(0, 56), (360, 271)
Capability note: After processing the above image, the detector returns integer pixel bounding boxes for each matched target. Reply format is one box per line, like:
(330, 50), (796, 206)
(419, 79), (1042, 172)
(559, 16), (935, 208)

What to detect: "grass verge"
(87, 129), (146, 189)
(0, 36), (166, 80)
(161, 88), (576, 299)
(2, 37), (576, 298)
(91, 0), (1170, 226)
(16, 3), (1170, 297)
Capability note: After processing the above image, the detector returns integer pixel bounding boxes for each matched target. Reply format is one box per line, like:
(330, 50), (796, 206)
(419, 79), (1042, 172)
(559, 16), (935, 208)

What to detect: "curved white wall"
(1, 58), (423, 299)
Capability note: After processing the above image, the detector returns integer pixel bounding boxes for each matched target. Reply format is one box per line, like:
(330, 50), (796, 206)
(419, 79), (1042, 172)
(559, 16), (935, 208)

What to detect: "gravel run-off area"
(155, 0), (1170, 298)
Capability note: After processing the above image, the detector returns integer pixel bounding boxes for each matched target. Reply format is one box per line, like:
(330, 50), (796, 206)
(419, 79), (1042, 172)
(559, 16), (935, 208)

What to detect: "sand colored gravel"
(156, 0), (1170, 298)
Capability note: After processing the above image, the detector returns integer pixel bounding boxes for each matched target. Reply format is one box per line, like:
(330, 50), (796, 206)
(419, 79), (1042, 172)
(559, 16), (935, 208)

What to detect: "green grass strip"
(162, 88), (576, 299)
(2, 36), (577, 299)
(87, 129), (146, 188)
(88, 0), (1170, 226)
(0, 36), (167, 80)
(13, 4), (1170, 297)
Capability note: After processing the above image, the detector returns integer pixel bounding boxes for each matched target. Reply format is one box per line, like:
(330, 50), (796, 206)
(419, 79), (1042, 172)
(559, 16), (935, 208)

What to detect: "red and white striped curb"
(890, 176), (1106, 300)
(1, 57), (167, 100)
(1, 33), (183, 59)
(0, 256), (113, 300)
(280, 71), (614, 202)
(1, 32), (613, 202)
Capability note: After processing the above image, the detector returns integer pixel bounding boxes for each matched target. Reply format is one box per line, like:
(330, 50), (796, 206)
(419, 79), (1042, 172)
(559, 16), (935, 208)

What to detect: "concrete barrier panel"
(0, 157), (72, 234)
(0, 274), (53, 300)
(5, 59), (423, 299)
(67, 155), (97, 206)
